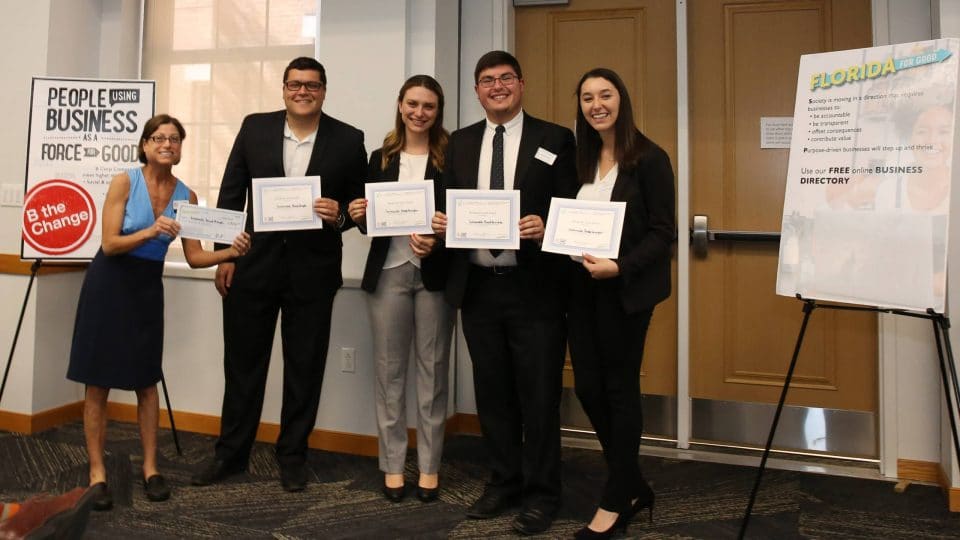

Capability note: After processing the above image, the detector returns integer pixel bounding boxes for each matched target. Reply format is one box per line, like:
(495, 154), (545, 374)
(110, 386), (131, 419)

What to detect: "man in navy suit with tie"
(191, 57), (367, 492)
(432, 50), (577, 535)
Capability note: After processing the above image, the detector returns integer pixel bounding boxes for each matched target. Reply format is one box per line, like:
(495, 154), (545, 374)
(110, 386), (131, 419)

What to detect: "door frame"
(675, 0), (693, 452)
(675, 0), (893, 473)
(480, 0), (895, 476)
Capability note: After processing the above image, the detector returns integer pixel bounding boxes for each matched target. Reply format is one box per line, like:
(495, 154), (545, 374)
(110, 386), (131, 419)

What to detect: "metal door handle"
(691, 215), (781, 258)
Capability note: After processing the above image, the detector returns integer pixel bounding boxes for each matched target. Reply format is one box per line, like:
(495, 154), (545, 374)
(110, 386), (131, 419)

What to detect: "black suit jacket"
(216, 110), (367, 293)
(441, 112), (578, 310)
(359, 149), (449, 293)
(606, 133), (676, 313)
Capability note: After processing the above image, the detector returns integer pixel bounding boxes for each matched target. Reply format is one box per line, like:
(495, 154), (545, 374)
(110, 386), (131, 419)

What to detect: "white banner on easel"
(21, 77), (155, 260)
(776, 39), (960, 312)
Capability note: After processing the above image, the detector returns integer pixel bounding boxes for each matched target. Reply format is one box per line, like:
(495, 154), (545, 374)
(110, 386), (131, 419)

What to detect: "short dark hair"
(138, 114), (186, 164)
(283, 56), (326, 86)
(473, 50), (522, 84)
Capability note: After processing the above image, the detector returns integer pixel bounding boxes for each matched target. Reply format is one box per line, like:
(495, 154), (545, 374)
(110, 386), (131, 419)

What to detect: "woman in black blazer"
(568, 68), (675, 538)
(347, 75), (453, 504)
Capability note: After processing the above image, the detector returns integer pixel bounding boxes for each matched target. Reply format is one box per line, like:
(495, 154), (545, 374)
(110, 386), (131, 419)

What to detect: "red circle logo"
(22, 179), (97, 256)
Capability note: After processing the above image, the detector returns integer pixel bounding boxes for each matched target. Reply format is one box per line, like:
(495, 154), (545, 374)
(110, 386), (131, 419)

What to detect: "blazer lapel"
(425, 159), (439, 182)
(611, 168), (631, 202)
(305, 114), (331, 176)
(464, 122), (484, 189)
(514, 116), (541, 190)
(385, 154), (401, 182)
(269, 111), (286, 175)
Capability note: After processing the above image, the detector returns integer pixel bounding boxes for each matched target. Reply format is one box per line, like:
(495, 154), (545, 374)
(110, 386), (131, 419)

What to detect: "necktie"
(489, 124), (505, 258)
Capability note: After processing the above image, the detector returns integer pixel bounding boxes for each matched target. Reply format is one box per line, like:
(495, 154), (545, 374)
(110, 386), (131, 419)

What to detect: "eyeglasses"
(148, 135), (181, 145)
(283, 80), (324, 92)
(477, 73), (519, 88)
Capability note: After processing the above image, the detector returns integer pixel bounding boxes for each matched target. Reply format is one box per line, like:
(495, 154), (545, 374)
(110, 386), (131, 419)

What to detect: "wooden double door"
(516, 0), (877, 454)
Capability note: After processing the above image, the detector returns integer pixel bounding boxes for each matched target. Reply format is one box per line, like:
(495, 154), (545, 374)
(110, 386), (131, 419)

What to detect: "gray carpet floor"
(0, 421), (958, 538)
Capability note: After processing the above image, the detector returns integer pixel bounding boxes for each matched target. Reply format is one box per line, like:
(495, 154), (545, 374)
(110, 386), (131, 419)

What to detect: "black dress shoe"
(465, 490), (520, 519)
(512, 506), (556, 535)
(143, 474), (171, 502)
(280, 463), (308, 492)
(89, 482), (112, 512)
(416, 485), (438, 503)
(191, 457), (243, 486)
(382, 483), (405, 503)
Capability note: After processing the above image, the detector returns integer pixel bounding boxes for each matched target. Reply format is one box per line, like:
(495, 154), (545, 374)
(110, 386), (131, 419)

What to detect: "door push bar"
(691, 215), (781, 257)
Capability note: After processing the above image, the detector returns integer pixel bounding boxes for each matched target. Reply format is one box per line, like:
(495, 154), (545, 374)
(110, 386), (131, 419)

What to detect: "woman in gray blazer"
(347, 75), (453, 503)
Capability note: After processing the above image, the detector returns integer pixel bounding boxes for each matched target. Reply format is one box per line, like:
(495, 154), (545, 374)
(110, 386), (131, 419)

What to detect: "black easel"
(738, 296), (960, 539)
(0, 259), (182, 456)
(159, 372), (182, 455)
(0, 260), (43, 409)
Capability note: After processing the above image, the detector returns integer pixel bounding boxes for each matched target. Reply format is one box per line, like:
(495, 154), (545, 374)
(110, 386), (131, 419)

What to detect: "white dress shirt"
(283, 120), (317, 177)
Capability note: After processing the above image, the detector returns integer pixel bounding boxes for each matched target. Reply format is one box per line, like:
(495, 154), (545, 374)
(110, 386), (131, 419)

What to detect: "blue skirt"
(67, 249), (164, 390)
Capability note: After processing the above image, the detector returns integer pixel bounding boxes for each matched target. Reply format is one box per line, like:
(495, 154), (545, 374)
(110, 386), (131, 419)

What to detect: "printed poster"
(776, 39), (959, 312)
(22, 78), (155, 259)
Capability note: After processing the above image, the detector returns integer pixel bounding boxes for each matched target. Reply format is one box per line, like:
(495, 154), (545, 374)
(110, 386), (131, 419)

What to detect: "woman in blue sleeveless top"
(67, 114), (250, 510)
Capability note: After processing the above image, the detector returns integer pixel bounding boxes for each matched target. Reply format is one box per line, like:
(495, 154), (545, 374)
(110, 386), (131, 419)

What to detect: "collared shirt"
(471, 110), (524, 267)
(283, 120), (318, 177)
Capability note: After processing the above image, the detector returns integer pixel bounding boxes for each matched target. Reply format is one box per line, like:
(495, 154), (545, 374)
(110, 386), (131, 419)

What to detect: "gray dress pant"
(366, 262), (454, 474)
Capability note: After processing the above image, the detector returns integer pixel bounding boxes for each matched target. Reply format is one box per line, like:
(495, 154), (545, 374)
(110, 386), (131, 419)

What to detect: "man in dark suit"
(432, 50), (577, 535)
(191, 57), (366, 492)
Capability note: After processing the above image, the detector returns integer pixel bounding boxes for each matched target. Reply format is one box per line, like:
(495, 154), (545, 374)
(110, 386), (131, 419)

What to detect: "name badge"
(535, 147), (557, 165)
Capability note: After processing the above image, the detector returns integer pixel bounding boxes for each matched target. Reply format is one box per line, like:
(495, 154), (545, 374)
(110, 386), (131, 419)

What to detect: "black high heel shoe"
(575, 484), (656, 538)
(574, 500), (639, 540)
(382, 482), (405, 503)
(416, 484), (439, 503)
(573, 519), (626, 539)
(628, 491), (655, 524)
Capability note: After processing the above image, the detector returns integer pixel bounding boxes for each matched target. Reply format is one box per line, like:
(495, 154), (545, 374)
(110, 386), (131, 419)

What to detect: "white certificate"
(542, 197), (626, 258)
(365, 180), (435, 237)
(176, 204), (246, 243)
(252, 176), (323, 232)
(445, 189), (521, 249)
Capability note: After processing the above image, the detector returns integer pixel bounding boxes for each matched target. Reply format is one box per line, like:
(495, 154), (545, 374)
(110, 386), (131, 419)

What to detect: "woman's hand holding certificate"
(542, 197), (626, 259)
(176, 204), (246, 243)
(409, 233), (437, 258)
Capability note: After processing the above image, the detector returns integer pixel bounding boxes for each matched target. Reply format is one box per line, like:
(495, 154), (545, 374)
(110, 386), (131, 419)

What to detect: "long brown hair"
(574, 68), (650, 183)
(381, 75), (448, 171)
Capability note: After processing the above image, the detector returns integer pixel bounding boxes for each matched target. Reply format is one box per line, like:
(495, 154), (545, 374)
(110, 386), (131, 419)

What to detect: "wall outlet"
(0, 184), (23, 207)
(341, 347), (355, 373)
